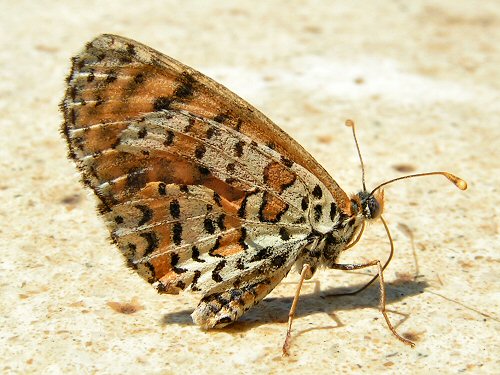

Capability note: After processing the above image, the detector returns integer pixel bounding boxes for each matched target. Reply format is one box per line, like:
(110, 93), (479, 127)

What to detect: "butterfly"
(61, 34), (467, 355)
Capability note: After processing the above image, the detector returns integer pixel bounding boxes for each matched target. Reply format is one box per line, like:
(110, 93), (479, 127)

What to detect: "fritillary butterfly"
(61, 34), (467, 355)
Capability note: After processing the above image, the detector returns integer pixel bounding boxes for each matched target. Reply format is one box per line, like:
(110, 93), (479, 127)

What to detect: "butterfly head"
(354, 189), (384, 221)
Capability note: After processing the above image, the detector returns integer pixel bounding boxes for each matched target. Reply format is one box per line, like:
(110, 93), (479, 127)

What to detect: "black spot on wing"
(250, 247), (272, 262)
(212, 260), (227, 282)
(213, 192), (222, 206)
(191, 246), (205, 263)
(175, 280), (186, 290)
(330, 202), (337, 221)
(238, 227), (248, 250)
(126, 43), (136, 55)
(234, 141), (244, 158)
(271, 254), (287, 269)
(312, 185), (323, 199)
(236, 258), (246, 270)
(164, 130), (175, 146)
(185, 117), (195, 132)
(195, 144), (206, 159)
(314, 204), (323, 221)
(169, 199), (180, 219)
(170, 253), (187, 274)
(172, 222), (183, 246)
(174, 72), (195, 99)
(105, 70), (117, 84)
(198, 166), (210, 175)
(134, 73), (145, 84)
(153, 97), (172, 111)
(204, 218), (216, 234)
(135, 204), (153, 226)
(301, 196), (309, 211)
(279, 227), (290, 241)
(237, 195), (248, 218)
(206, 126), (218, 139)
(213, 114), (228, 123)
(217, 214), (226, 231)
(158, 182), (166, 195)
(191, 270), (202, 291)
(126, 168), (148, 193)
(281, 156), (294, 168)
(140, 232), (159, 257)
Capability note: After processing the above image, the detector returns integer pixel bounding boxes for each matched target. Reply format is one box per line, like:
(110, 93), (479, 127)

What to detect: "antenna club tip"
(456, 179), (468, 190)
(345, 119), (355, 128)
(443, 172), (468, 190)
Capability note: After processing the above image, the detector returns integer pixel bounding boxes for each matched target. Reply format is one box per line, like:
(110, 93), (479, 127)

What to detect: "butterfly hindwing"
(95, 111), (313, 295)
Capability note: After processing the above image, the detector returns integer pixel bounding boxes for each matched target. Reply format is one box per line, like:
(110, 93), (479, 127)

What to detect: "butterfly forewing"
(63, 34), (349, 205)
(62, 34), (349, 326)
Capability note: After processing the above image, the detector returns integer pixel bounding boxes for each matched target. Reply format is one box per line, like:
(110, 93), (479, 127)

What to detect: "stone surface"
(1, 1), (498, 374)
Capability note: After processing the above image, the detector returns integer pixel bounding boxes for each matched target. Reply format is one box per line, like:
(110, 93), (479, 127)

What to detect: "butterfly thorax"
(298, 189), (384, 272)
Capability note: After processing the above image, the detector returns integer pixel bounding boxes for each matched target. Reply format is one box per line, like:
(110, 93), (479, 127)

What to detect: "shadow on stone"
(161, 278), (429, 333)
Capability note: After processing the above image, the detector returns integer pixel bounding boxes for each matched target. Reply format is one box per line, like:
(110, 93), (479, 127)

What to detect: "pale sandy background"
(1, 1), (499, 374)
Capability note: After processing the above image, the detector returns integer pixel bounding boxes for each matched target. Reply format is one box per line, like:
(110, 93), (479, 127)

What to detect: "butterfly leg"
(331, 260), (415, 347)
(282, 263), (313, 356)
(192, 272), (288, 329)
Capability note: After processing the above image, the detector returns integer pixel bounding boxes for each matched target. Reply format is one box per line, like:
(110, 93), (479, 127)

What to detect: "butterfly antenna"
(370, 171), (467, 195)
(345, 119), (367, 192)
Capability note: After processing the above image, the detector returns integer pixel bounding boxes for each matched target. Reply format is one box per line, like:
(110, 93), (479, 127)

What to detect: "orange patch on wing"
(240, 290), (255, 305)
(212, 229), (245, 257)
(254, 282), (270, 298)
(204, 178), (247, 206)
(75, 100), (143, 128)
(91, 150), (147, 181)
(169, 160), (202, 185)
(136, 181), (166, 198)
(76, 123), (128, 154)
(80, 63), (225, 126)
(212, 243), (245, 257)
(223, 214), (241, 229)
(150, 253), (177, 281)
(264, 161), (296, 192)
(260, 193), (288, 222)
(100, 164), (173, 202)
(157, 271), (184, 294)
(76, 66), (176, 125)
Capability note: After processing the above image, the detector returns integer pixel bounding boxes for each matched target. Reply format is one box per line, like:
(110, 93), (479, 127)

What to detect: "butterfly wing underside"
(61, 34), (347, 327)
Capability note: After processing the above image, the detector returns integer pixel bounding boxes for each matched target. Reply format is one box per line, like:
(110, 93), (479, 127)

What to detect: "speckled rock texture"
(1, 1), (498, 374)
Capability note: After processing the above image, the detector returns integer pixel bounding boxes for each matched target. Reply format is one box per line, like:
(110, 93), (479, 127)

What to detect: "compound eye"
(368, 196), (381, 219)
